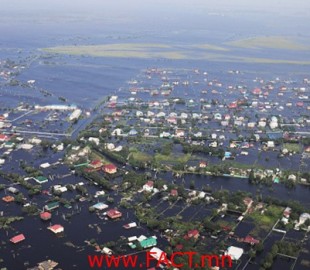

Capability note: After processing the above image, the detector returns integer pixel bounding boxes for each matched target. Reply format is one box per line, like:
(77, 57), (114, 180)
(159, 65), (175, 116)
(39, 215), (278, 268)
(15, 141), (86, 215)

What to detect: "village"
(0, 65), (310, 270)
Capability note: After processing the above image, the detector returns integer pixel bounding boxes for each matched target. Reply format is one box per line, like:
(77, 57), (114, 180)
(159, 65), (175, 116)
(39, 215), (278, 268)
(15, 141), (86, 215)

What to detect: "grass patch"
(283, 143), (301, 153)
(90, 150), (110, 165)
(226, 36), (309, 50)
(248, 205), (283, 230)
(154, 153), (191, 164)
(43, 42), (310, 65)
(194, 44), (229, 51)
(43, 43), (187, 60)
(129, 150), (152, 163)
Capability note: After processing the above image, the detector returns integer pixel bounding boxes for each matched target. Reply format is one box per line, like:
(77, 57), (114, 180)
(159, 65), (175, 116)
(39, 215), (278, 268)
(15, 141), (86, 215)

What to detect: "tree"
(189, 180), (195, 189)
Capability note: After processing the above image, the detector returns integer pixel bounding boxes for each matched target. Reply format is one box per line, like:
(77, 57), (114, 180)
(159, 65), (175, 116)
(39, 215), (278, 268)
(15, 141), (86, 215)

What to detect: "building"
(0, 134), (9, 142)
(69, 109), (82, 121)
(40, 162), (50, 169)
(148, 247), (170, 265)
(44, 201), (60, 211)
(28, 260), (58, 270)
(226, 246), (244, 260)
(143, 181), (154, 192)
(107, 209), (122, 219)
(170, 189), (178, 197)
(240, 235), (259, 245)
(134, 237), (157, 249)
(34, 176), (48, 184)
(10, 234), (25, 244)
(199, 161), (207, 168)
(7, 187), (19, 194)
(175, 129), (185, 138)
(89, 159), (103, 169)
(283, 207), (292, 218)
(92, 202), (108, 211)
(185, 229), (200, 240)
(103, 164), (117, 174)
(299, 213), (310, 224)
(48, 224), (64, 234)
(123, 222), (137, 229)
(2, 195), (15, 203)
(40, 211), (52, 221)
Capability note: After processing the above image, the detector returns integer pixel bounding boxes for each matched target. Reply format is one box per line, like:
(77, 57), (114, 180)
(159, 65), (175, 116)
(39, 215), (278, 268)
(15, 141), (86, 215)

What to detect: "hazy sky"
(0, 0), (309, 48)
(1, 0), (310, 15)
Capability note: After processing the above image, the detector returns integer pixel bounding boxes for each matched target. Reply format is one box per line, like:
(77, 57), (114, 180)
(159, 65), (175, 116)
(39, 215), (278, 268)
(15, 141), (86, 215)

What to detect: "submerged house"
(107, 209), (122, 219)
(33, 176), (48, 184)
(44, 201), (60, 211)
(103, 164), (117, 174)
(48, 224), (64, 234)
(40, 211), (52, 221)
(10, 234), (25, 244)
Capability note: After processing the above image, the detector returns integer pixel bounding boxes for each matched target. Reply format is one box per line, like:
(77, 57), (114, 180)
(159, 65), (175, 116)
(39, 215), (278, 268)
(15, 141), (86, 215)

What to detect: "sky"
(0, 0), (309, 48)
(1, 0), (310, 16)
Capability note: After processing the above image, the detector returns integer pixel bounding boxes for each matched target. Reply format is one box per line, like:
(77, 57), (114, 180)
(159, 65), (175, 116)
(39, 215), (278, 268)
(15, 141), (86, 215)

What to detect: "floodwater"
(1, 2), (310, 269)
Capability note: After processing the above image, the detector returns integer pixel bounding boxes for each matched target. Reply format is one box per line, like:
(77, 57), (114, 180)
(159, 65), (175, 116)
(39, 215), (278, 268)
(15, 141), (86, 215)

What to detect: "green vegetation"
(154, 153), (191, 165)
(283, 143), (301, 153)
(226, 36), (309, 50)
(249, 205), (283, 233)
(261, 241), (301, 269)
(43, 41), (310, 65)
(0, 217), (24, 229)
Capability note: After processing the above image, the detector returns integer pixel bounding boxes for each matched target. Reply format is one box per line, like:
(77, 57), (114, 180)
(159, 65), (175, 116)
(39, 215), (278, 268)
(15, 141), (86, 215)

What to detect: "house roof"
(2, 195), (15, 202)
(10, 234), (25, 244)
(243, 235), (259, 244)
(107, 209), (122, 218)
(0, 134), (9, 140)
(90, 159), (102, 166)
(48, 224), (64, 233)
(45, 201), (60, 210)
(170, 189), (178, 196)
(103, 164), (117, 171)
(227, 246), (244, 260)
(34, 176), (48, 182)
(40, 212), (51, 219)
(185, 229), (199, 239)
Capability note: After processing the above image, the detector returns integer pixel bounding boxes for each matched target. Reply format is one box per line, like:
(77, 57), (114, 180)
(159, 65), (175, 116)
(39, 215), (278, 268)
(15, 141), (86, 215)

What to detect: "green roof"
(45, 201), (60, 210)
(34, 176), (48, 183)
(140, 237), (157, 248)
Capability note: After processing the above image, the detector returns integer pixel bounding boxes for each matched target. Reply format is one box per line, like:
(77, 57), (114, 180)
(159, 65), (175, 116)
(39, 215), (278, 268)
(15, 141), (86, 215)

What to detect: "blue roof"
(225, 152), (232, 157)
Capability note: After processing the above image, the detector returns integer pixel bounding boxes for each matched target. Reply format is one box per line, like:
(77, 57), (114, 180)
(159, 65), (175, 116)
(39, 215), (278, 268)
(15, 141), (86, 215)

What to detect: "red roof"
(146, 180), (154, 187)
(252, 88), (262, 95)
(0, 134), (9, 141)
(10, 234), (25, 244)
(185, 229), (199, 239)
(90, 160), (102, 167)
(170, 189), (178, 196)
(103, 164), (117, 171)
(48, 224), (64, 233)
(40, 211), (51, 220)
(107, 209), (122, 219)
(243, 235), (260, 244)
(228, 102), (238, 109)
(2, 195), (15, 202)
(175, 244), (183, 251)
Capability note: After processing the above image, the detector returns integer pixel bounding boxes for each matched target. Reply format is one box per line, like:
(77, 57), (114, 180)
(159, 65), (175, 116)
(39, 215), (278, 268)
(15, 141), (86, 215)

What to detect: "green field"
(283, 143), (301, 153)
(42, 38), (310, 65)
(249, 205), (283, 228)
(154, 153), (191, 164)
(226, 36), (309, 50)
